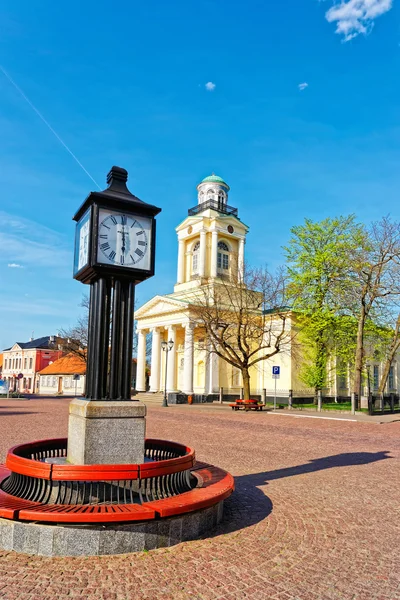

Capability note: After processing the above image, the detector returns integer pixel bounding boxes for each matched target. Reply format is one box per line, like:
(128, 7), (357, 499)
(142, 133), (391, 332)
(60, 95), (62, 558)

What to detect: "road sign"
(272, 366), (280, 379)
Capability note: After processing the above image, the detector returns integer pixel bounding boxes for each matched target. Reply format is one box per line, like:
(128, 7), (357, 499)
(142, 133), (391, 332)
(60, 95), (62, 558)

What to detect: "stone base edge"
(0, 501), (224, 557)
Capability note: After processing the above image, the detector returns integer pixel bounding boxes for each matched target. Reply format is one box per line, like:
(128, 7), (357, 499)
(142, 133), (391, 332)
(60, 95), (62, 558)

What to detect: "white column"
(211, 231), (218, 278)
(199, 231), (207, 278)
(182, 324), (194, 395)
(149, 328), (161, 392)
(136, 330), (147, 392)
(238, 238), (245, 281)
(207, 347), (219, 394)
(177, 240), (185, 284)
(166, 325), (177, 392)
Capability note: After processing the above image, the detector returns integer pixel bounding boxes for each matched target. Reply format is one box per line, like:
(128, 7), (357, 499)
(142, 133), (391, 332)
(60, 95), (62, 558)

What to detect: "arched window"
(217, 241), (230, 272)
(192, 241), (200, 274)
(207, 188), (215, 198)
(218, 191), (225, 206)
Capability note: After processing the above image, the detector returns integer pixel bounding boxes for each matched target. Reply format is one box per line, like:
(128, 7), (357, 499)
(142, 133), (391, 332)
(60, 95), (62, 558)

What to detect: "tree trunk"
(242, 367), (251, 400)
(353, 303), (366, 410)
(314, 334), (326, 405)
(378, 316), (400, 394)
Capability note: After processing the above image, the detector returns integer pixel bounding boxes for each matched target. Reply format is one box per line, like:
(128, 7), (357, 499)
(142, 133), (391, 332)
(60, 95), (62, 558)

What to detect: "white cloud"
(298, 82), (309, 91)
(205, 81), (216, 91)
(0, 212), (71, 269)
(7, 263), (23, 268)
(325, 0), (393, 42)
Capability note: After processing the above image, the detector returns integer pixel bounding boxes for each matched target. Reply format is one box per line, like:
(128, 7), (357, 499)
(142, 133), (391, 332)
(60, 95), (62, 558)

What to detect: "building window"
(29, 358), (33, 370)
(232, 367), (241, 387)
(24, 358), (27, 369)
(217, 241), (230, 272)
(4, 359), (7, 370)
(192, 241), (200, 274)
(388, 366), (394, 390)
(27, 378), (31, 390)
(373, 365), (379, 390)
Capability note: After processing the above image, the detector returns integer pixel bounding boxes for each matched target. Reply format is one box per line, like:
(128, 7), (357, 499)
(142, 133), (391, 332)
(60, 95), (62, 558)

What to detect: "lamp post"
(161, 338), (174, 407)
(366, 363), (372, 415)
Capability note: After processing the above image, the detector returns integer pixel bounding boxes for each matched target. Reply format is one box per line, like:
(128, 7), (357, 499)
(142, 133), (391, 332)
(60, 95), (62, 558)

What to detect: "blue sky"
(0, 0), (399, 350)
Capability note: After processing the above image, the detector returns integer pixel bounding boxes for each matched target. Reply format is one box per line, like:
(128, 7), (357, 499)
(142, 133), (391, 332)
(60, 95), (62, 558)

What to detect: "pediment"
(136, 295), (189, 320)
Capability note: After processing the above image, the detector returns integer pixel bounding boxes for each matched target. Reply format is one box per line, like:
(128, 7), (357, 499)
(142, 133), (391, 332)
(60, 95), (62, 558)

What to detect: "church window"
(232, 367), (241, 387)
(373, 365), (379, 390)
(192, 241), (200, 274)
(217, 241), (230, 272)
(388, 366), (394, 390)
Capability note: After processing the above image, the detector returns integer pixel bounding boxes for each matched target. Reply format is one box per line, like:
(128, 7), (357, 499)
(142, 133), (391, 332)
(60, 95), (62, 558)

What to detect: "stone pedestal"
(67, 399), (146, 465)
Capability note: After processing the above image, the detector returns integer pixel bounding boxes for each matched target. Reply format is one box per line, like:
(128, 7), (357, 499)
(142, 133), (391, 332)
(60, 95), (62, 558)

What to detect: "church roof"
(200, 174), (230, 189)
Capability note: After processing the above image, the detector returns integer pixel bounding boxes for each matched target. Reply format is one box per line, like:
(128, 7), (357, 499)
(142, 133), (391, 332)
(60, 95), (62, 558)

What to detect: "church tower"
(174, 174), (249, 295)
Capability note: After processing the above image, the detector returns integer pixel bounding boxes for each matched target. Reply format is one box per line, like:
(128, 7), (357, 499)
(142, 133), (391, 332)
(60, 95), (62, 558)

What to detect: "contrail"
(0, 65), (101, 190)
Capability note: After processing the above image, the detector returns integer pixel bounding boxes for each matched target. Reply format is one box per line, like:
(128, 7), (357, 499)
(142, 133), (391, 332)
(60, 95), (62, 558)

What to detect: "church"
(135, 174), (293, 402)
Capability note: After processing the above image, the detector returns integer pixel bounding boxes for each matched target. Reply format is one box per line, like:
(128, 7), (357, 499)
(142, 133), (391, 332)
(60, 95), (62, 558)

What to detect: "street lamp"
(366, 363), (372, 414)
(161, 338), (174, 407)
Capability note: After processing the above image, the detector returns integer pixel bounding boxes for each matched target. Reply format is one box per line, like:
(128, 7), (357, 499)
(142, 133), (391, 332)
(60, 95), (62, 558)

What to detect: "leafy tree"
(284, 215), (365, 402)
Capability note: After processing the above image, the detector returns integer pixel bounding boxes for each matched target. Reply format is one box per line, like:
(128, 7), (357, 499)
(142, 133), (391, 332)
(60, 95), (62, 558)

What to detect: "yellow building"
(135, 174), (295, 402)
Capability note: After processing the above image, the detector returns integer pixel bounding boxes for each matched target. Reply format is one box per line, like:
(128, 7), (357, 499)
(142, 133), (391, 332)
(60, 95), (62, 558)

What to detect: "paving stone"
(1, 397), (400, 599)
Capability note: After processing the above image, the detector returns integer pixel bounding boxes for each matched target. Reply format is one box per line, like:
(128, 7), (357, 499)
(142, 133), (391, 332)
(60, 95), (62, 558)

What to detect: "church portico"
(135, 174), (251, 402)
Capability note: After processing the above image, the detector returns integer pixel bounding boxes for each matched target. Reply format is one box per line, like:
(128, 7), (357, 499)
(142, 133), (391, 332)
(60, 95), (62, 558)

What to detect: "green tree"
(284, 215), (365, 402)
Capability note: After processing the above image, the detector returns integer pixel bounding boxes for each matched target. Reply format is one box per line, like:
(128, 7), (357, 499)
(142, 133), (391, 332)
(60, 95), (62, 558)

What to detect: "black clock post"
(68, 167), (161, 465)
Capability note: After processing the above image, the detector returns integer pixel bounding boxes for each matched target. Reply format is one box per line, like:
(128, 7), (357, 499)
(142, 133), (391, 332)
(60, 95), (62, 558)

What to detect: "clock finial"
(107, 166), (128, 190)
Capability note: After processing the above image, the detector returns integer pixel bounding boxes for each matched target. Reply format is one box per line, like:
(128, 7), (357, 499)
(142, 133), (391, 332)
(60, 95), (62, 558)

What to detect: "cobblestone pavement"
(0, 397), (400, 600)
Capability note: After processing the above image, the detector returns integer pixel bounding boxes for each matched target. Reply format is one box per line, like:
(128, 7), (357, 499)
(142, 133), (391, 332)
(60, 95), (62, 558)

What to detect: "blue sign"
(272, 366), (280, 376)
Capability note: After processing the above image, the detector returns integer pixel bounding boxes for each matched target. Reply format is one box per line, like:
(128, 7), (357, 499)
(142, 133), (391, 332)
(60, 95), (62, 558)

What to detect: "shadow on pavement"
(214, 451), (390, 535)
(0, 410), (38, 416)
(240, 451), (391, 486)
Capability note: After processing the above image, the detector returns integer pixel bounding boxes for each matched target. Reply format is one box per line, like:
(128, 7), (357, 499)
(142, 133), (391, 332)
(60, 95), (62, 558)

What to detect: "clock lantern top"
(73, 166), (161, 284)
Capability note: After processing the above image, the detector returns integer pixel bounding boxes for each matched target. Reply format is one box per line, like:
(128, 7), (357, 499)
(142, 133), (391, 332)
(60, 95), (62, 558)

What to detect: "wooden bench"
(229, 400), (264, 412)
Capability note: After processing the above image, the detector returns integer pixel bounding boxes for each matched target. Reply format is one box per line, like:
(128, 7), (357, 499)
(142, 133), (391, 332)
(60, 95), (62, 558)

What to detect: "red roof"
(39, 353), (86, 376)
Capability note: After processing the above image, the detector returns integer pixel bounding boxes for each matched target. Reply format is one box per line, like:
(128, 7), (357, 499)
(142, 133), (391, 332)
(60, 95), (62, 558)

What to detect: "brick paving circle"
(0, 397), (400, 599)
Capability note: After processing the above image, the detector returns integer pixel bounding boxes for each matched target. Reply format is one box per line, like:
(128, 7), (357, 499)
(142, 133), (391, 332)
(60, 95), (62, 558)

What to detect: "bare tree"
(351, 217), (400, 406)
(189, 265), (292, 400)
(378, 314), (400, 395)
(59, 295), (89, 363)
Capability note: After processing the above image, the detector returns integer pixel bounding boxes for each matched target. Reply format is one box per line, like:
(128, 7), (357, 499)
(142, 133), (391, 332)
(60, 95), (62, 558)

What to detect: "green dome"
(200, 174), (230, 189)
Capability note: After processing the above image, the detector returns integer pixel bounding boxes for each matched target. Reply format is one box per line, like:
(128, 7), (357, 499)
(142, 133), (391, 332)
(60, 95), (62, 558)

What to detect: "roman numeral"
(102, 224), (110, 230)
(120, 255), (124, 265)
(138, 240), (146, 247)
(100, 242), (110, 250)
(121, 215), (127, 225)
(130, 220), (138, 228)
(135, 248), (144, 257)
(99, 234), (108, 239)
(109, 251), (116, 261)
(136, 230), (145, 236)
(130, 254), (136, 264)
(110, 216), (117, 225)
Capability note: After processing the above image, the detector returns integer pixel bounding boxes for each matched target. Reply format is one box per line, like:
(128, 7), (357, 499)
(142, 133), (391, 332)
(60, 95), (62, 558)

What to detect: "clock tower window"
(192, 241), (200, 274)
(217, 241), (230, 273)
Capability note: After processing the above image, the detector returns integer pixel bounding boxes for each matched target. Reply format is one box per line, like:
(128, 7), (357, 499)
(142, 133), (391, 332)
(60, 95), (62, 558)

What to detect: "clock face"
(73, 209), (91, 276)
(97, 208), (152, 270)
